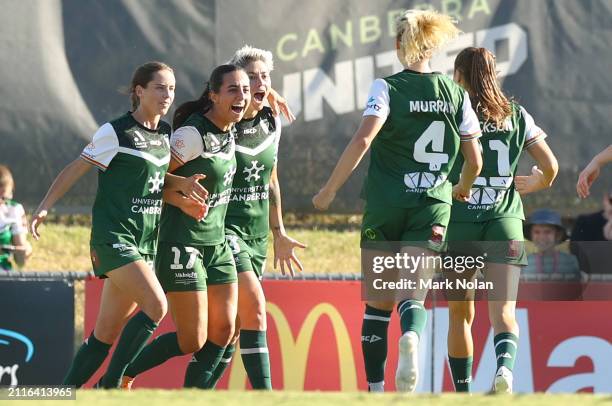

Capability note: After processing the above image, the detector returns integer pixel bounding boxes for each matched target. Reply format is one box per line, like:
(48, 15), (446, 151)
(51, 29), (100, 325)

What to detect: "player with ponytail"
(446, 47), (558, 393)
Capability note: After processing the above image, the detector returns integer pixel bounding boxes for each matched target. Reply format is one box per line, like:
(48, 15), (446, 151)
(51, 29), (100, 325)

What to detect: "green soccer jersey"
(81, 112), (171, 254)
(449, 103), (547, 222)
(0, 200), (27, 270)
(361, 70), (481, 208)
(225, 107), (280, 239)
(160, 113), (237, 246)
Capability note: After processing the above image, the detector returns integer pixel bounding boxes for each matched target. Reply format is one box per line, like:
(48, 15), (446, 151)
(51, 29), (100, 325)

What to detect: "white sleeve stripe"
(170, 150), (185, 165)
(460, 134), (482, 142)
(80, 154), (108, 170)
(460, 130), (482, 137)
(524, 133), (547, 148)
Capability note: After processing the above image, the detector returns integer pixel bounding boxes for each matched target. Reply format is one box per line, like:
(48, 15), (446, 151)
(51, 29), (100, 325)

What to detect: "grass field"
(23, 222), (561, 274)
(24, 224), (361, 274)
(25, 391), (612, 406)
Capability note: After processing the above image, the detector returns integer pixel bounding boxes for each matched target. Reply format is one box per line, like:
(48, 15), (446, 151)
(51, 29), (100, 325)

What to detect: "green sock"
(124, 332), (183, 378)
(448, 356), (473, 392)
(101, 311), (158, 388)
(184, 341), (226, 389)
(240, 330), (272, 390)
(209, 343), (235, 389)
(361, 305), (391, 389)
(63, 332), (111, 387)
(397, 300), (427, 337)
(494, 332), (519, 371)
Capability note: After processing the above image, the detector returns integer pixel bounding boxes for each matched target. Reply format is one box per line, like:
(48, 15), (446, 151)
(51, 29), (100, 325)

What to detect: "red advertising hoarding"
(84, 280), (612, 392)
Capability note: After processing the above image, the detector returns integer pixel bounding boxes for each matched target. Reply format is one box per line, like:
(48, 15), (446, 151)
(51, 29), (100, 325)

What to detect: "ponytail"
(173, 84), (213, 129)
(454, 47), (511, 126)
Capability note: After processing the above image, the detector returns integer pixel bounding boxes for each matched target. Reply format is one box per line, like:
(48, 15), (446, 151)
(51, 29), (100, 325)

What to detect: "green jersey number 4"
(414, 121), (449, 171)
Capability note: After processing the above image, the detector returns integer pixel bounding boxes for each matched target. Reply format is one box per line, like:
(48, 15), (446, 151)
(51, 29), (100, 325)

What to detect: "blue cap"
(525, 209), (568, 242)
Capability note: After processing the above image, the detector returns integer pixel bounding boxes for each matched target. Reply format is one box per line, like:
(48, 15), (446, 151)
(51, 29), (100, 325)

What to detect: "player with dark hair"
(446, 47), (558, 393)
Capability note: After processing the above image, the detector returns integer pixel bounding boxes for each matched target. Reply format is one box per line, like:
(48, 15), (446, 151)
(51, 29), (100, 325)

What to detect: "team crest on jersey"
(147, 171), (164, 193)
(223, 166), (236, 186)
(243, 160), (265, 182)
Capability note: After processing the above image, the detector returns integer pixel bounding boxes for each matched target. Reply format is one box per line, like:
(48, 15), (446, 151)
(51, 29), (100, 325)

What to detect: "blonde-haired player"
(313, 9), (482, 392)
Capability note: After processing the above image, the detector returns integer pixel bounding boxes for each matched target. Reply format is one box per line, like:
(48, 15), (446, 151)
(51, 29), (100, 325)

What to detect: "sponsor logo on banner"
(0, 328), (35, 385)
(84, 280), (612, 392)
(227, 302), (358, 391)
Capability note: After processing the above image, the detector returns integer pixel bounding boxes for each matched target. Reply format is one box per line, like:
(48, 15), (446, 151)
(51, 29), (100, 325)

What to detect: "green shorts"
(90, 243), (154, 278)
(446, 217), (527, 265)
(155, 241), (237, 292)
(361, 199), (451, 253)
(225, 232), (268, 279)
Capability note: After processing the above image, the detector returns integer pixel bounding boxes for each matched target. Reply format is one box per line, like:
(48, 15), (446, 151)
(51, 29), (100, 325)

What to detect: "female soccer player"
(202, 45), (305, 390)
(30, 62), (206, 388)
(0, 165), (32, 270)
(313, 9), (483, 392)
(446, 47), (558, 393)
(120, 64), (250, 389)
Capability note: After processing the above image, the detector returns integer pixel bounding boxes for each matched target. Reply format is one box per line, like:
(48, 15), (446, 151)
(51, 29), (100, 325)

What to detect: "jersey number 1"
(414, 121), (449, 171)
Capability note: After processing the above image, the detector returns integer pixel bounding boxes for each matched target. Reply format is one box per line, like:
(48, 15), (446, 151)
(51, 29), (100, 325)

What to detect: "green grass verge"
(23, 225), (361, 274)
(22, 223), (557, 274)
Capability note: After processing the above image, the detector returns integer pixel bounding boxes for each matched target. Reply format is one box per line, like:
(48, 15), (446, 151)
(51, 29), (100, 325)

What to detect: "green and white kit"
(360, 70), (482, 251)
(157, 113), (238, 291)
(225, 107), (280, 277)
(81, 112), (171, 276)
(447, 102), (547, 265)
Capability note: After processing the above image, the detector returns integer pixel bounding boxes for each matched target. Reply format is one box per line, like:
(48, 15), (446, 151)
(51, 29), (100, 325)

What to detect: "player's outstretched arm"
(453, 138), (483, 202)
(312, 116), (384, 210)
(30, 158), (92, 240)
(515, 140), (558, 195)
(269, 164), (306, 277)
(577, 144), (612, 199)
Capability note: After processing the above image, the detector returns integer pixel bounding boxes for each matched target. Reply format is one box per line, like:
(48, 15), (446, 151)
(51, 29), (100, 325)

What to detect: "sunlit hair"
(0, 165), (15, 199)
(229, 45), (274, 72)
(395, 9), (460, 66)
(454, 47), (512, 126)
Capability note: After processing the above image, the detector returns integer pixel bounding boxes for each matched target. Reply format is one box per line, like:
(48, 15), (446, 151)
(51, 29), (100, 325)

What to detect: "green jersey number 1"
(488, 140), (511, 176)
(414, 121), (449, 171)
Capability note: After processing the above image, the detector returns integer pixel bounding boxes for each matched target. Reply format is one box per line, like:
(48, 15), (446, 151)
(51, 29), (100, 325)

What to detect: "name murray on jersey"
(409, 100), (456, 114)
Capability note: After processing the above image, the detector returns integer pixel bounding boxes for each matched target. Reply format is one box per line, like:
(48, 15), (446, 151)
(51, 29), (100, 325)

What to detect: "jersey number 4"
(414, 121), (449, 171)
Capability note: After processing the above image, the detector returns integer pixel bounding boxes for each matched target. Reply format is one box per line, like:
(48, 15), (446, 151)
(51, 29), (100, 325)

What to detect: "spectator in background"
(524, 209), (579, 275)
(570, 189), (612, 273)
(0, 165), (32, 270)
(571, 189), (612, 242)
